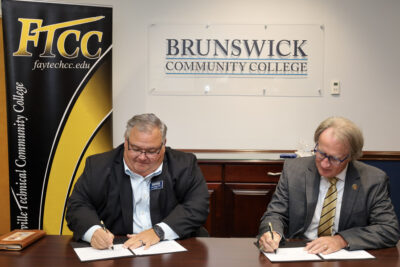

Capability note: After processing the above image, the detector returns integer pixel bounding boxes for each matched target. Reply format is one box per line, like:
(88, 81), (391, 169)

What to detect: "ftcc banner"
(2, 0), (113, 234)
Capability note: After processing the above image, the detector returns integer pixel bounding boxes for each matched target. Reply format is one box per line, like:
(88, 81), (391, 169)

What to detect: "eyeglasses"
(126, 137), (164, 159)
(313, 144), (349, 166)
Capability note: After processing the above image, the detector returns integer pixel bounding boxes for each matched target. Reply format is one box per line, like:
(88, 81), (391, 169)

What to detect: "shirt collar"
(322, 163), (348, 183)
(123, 159), (163, 180)
(335, 163), (348, 182)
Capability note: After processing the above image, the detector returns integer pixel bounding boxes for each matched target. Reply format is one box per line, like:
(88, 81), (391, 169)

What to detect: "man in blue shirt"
(66, 113), (209, 250)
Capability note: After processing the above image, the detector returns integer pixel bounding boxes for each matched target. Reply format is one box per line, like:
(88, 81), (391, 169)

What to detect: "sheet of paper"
(74, 244), (133, 262)
(263, 247), (322, 262)
(319, 249), (375, 260)
(132, 240), (187, 255)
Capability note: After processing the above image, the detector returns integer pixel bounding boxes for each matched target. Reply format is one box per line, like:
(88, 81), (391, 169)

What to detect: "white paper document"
(73, 240), (187, 262)
(132, 240), (187, 255)
(319, 249), (375, 260)
(74, 244), (132, 262)
(263, 247), (322, 262)
(263, 247), (375, 262)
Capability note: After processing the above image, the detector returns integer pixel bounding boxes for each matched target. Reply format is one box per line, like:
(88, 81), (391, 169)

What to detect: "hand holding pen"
(100, 220), (114, 250)
(268, 222), (277, 254)
(258, 221), (280, 253)
(90, 221), (115, 250)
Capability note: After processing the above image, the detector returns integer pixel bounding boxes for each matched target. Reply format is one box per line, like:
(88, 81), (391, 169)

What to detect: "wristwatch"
(153, 224), (165, 241)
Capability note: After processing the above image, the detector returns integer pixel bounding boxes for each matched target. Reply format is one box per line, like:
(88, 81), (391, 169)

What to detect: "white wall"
(2, 0), (400, 150)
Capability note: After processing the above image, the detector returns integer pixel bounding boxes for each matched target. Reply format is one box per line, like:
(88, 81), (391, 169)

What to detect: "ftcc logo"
(13, 16), (105, 59)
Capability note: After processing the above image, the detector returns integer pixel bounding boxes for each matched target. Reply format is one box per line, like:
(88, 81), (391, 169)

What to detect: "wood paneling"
(225, 183), (276, 237)
(204, 183), (223, 237)
(199, 164), (222, 182)
(225, 163), (282, 183)
(200, 161), (283, 237)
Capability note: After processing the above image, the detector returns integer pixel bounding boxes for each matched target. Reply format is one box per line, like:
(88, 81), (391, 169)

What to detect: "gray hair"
(314, 116), (364, 160)
(124, 113), (167, 143)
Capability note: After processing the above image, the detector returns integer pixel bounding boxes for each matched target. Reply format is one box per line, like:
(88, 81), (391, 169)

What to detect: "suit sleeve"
(338, 174), (400, 250)
(161, 155), (209, 238)
(258, 162), (290, 240)
(66, 157), (103, 241)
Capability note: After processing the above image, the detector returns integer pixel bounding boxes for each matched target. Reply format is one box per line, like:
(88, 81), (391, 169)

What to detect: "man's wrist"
(83, 225), (102, 243)
(153, 224), (165, 241)
(334, 234), (349, 249)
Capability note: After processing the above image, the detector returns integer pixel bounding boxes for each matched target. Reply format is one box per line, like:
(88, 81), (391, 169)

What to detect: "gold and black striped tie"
(318, 177), (338, 236)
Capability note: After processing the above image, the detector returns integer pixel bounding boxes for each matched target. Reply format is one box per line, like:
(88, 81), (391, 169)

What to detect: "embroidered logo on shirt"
(150, 180), (163, 190)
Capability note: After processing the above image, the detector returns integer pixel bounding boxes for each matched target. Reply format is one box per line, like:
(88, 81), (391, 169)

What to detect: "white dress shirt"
(304, 164), (348, 240)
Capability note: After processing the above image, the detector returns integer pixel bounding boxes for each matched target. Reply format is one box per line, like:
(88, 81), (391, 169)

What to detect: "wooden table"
(0, 236), (399, 266)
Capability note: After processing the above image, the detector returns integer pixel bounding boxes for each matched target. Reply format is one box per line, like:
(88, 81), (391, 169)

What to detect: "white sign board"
(148, 24), (324, 96)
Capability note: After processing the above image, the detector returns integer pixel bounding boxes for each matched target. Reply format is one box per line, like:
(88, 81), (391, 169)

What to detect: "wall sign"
(149, 24), (324, 96)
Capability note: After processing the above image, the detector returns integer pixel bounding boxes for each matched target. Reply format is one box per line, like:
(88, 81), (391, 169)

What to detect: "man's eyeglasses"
(126, 137), (164, 159)
(313, 144), (349, 166)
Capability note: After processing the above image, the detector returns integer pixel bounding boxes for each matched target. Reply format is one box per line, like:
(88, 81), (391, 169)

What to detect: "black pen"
(268, 222), (277, 254)
(100, 220), (114, 250)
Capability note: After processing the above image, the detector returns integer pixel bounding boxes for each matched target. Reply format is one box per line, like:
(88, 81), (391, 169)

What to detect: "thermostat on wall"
(330, 80), (340, 95)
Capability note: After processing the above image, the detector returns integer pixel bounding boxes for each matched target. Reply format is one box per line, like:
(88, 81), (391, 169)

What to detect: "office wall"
(1, 0), (399, 151)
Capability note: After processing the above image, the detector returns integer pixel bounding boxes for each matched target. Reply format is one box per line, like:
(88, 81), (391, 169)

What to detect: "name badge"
(150, 180), (163, 191)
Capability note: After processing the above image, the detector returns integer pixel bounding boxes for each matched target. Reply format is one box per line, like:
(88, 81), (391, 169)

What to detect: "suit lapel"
(149, 175), (163, 225)
(339, 161), (360, 230)
(149, 159), (168, 225)
(114, 153), (134, 233)
(304, 161), (321, 230)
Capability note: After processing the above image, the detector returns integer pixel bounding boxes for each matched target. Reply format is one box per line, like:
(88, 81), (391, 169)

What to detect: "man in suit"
(258, 116), (399, 254)
(66, 113), (209, 250)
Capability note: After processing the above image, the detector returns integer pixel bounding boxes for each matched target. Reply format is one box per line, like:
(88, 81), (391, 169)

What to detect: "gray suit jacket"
(259, 156), (400, 250)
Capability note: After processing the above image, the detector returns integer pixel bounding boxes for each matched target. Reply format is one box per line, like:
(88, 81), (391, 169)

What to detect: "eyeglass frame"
(126, 137), (164, 158)
(313, 143), (350, 165)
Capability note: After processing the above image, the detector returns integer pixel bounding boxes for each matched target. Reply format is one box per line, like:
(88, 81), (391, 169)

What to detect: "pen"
(100, 220), (114, 250)
(268, 222), (277, 254)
